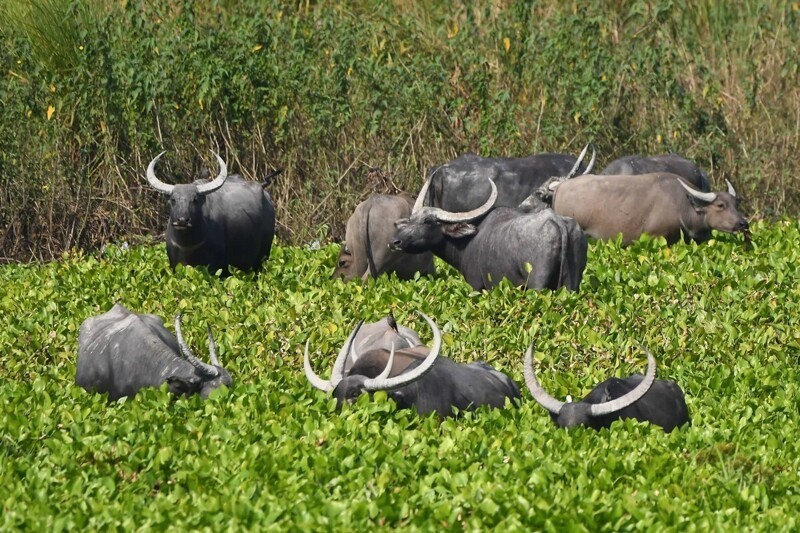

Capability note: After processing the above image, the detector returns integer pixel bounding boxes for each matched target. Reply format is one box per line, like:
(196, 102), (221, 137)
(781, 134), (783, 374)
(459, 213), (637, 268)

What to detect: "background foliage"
(1, 223), (799, 529)
(0, 0), (798, 261)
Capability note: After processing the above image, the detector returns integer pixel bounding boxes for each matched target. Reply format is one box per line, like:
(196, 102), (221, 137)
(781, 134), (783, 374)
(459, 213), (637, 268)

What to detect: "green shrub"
(1, 221), (799, 528)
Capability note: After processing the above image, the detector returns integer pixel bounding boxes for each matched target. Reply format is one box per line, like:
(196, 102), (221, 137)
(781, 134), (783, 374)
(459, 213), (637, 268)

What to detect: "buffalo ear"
(442, 223), (477, 239)
(166, 376), (201, 396)
(685, 193), (710, 213)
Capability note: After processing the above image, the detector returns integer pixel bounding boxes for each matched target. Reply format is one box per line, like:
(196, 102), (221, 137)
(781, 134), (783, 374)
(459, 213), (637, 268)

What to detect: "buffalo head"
(171, 314), (233, 397)
(677, 178), (749, 235)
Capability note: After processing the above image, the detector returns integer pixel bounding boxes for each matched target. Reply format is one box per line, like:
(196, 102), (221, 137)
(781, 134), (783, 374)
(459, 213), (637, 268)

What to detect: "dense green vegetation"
(1, 0), (798, 260)
(1, 222), (799, 529)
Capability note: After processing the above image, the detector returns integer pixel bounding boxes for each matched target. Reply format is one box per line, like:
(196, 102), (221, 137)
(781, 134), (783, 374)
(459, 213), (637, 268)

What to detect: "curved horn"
(725, 179), (737, 197)
(363, 312), (441, 391)
(206, 324), (220, 366)
(174, 314), (220, 378)
(523, 344), (565, 415)
(304, 340), (334, 392)
(146, 151), (174, 194)
(589, 346), (657, 416)
(412, 167), (438, 213)
(565, 143), (590, 179)
(582, 145), (596, 175)
(331, 321), (363, 387)
(373, 342), (396, 381)
(429, 178), (497, 223)
(196, 151), (228, 194)
(677, 178), (717, 203)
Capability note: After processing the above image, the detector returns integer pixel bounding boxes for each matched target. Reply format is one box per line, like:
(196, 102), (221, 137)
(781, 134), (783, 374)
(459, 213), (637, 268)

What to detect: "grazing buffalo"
(523, 343), (690, 432)
(146, 151), (276, 274)
(76, 304), (232, 400)
(601, 154), (711, 192)
(304, 313), (521, 417)
(390, 177), (588, 291)
(421, 145), (596, 212)
(541, 173), (748, 244)
(332, 193), (435, 281)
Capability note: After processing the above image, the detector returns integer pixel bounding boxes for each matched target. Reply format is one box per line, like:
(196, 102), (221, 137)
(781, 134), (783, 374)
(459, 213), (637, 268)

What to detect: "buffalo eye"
(338, 259), (349, 267)
(715, 201), (725, 208)
(169, 198), (176, 205)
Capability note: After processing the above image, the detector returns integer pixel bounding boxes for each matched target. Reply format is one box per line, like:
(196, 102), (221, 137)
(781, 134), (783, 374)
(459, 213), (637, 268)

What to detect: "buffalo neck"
(432, 236), (474, 274)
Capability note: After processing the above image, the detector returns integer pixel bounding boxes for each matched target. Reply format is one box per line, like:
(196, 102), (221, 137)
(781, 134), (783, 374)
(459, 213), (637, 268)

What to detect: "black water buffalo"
(540, 173), (748, 244)
(146, 151), (276, 274)
(390, 177), (588, 291)
(332, 193), (435, 281)
(524, 343), (690, 432)
(76, 304), (232, 400)
(304, 313), (520, 417)
(601, 154), (710, 192)
(421, 145), (596, 212)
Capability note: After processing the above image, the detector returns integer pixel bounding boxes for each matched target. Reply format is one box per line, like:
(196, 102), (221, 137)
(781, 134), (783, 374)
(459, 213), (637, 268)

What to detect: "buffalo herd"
(72, 144), (756, 432)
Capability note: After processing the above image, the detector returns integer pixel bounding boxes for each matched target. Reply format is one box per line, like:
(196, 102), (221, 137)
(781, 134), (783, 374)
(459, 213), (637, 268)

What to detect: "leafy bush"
(1, 0), (798, 260)
(1, 222), (799, 529)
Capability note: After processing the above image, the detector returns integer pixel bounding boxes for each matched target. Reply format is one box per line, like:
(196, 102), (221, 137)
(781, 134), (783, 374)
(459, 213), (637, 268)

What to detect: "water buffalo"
(332, 193), (435, 281)
(345, 313), (423, 372)
(304, 313), (521, 417)
(390, 177), (588, 291)
(146, 151), (276, 274)
(421, 145), (596, 212)
(601, 153), (711, 192)
(524, 343), (690, 432)
(76, 304), (232, 400)
(541, 173), (748, 244)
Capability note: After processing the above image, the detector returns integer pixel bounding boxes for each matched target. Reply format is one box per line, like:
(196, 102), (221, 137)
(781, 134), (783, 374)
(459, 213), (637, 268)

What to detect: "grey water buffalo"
(421, 145), (596, 212)
(146, 151), (276, 274)
(76, 304), (232, 400)
(524, 344), (690, 432)
(304, 313), (521, 417)
(541, 173), (748, 244)
(345, 313), (423, 372)
(390, 177), (588, 291)
(332, 193), (435, 281)
(601, 154), (710, 192)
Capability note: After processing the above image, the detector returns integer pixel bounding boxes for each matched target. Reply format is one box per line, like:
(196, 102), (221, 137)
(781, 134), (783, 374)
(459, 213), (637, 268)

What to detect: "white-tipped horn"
(196, 151), (228, 194)
(373, 343), (396, 381)
(363, 312), (441, 391)
(523, 344), (565, 415)
(589, 346), (657, 416)
(330, 321), (363, 387)
(145, 151), (174, 194)
(304, 340), (334, 392)
(565, 143), (590, 179)
(174, 314), (220, 378)
(430, 178), (498, 223)
(582, 145), (596, 175)
(412, 167), (438, 213)
(725, 179), (737, 197)
(677, 177), (717, 203)
(206, 325), (220, 366)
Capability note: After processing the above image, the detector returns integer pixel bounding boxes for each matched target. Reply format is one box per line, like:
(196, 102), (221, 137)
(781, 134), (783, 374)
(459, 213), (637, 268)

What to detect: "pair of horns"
(146, 151), (228, 195)
(174, 314), (221, 378)
(677, 177), (738, 202)
(565, 143), (597, 179)
(304, 312), (441, 392)
(411, 177), (499, 222)
(524, 342), (657, 417)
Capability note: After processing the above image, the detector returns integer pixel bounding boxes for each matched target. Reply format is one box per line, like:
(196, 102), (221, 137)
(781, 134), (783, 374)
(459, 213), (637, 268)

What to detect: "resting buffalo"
(524, 344), (690, 432)
(541, 173), (748, 244)
(345, 313), (423, 372)
(76, 304), (232, 400)
(332, 193), (435, 281)
(601, 153), (711, 192)
(390, 177), (588, 291)
(304, 313), (520, 417)
(146, 151), (276, 274)
(421, 145), (596, 212)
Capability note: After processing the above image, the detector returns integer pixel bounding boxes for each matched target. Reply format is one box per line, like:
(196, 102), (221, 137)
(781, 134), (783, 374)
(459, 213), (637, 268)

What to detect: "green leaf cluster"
(1, 221), (800, 529)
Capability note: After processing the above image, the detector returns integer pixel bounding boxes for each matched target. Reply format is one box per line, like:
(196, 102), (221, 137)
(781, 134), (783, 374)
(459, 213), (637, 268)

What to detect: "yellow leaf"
(503, 37), (510, 52)
(46, 106), (55, 120)
(49, 84), (56, 93)
(252, 44), (263, 52)
(656, 133), (662, 143)
(447, 23), (458, 39)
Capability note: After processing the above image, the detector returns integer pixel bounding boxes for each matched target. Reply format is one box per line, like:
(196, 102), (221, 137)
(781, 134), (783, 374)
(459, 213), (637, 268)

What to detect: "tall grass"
(0, 0), (798, 261)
